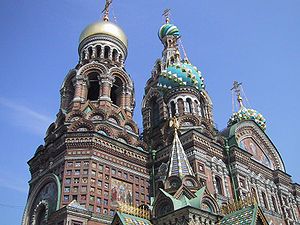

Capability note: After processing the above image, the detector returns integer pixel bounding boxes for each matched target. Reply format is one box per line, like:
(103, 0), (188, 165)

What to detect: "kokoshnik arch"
(22, 2), (300, 225)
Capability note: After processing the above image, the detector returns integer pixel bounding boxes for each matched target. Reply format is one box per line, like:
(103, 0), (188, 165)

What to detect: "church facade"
(22, 5), (300, 225)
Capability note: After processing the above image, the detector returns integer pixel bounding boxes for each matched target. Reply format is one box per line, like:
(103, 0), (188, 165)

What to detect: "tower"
(22, 3), (149, 225)
(142, 16), (215, 150)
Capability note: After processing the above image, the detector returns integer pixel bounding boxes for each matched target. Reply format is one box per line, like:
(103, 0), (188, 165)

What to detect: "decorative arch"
(21, 174), (61, 225)
(124, 121), (137, 133)
(68, 119), (95, 132)
(60, 70), (76, 109)
(107, 113), (121, 126)
(95, 125), (113, 137)
(77, 61), (108, 79)
(201, 195), (220, 214)
(154, 196), (174, 218)
(165, 176), (182, 190)
(109, 67), (133, 87)
(87, 109), (106, 121)
(235, 121), (285, 171)
(116, 132), (131, 144)
(31, 200), (49, 225)
(66, 111), (84, 123)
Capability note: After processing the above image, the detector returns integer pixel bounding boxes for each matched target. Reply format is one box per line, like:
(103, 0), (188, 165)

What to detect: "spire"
(167, 117), (195, 179)
(102, 0), (112, 21)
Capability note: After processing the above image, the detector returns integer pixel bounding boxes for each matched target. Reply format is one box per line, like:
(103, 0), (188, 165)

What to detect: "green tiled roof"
(115, 212), (152, 225)
(220, 205), (262, 225)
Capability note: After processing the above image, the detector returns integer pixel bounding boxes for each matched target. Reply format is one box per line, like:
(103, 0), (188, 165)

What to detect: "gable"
(231, 120), (285, 171)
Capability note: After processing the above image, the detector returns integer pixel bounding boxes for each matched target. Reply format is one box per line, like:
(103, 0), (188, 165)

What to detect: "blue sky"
(0, 0), (299, 224)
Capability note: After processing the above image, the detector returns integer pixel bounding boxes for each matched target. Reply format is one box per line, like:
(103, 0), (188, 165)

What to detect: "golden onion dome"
(79, 21), (128, 48)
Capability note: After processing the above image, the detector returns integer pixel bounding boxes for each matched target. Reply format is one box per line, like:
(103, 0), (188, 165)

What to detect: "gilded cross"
(162, 8), (171, 23)
(102, 0), (112, 21)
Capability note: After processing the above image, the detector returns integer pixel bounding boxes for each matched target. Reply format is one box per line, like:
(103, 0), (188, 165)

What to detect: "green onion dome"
(158, 23), (180, 40)
(228, 105), (266, 131)
(157, 61), (205, 90)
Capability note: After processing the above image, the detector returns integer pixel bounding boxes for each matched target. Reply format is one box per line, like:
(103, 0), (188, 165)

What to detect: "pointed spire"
(168, 117), (195, 179)
(102, 0), (112, 21)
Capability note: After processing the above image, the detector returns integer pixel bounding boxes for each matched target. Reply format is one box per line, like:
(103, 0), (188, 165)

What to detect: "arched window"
(35, 204), (47, 225)
(88, 47), (93, 59)
(186, 98), (192, 113)
(96, 45), (101, 58)
(104, 46), (110, 59)
(200, 98), (205, 117)
(87, 72), (100, 101)
(262, 192), (269, 210)
(81, 51), (86, 61)
(119, 54), (123, 63)
(177, 98), (184, 115)
(215, 176), (223, 195)
(272, 196), (278, 213)
(170, 102), (176, 117)
(150, 97), (159, 127)
(112, 49), (118, 61)
(110, 77), (123, 106)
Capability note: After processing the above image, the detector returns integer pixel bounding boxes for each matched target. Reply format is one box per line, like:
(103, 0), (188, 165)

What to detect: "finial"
(231, 81), (243, 108)
(162, 9), (171, 23)
(102, 0), (112, 21)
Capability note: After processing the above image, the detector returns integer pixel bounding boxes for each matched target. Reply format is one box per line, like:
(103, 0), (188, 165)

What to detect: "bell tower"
(142, 15), (215, 150)
(22, 2), (149, 225)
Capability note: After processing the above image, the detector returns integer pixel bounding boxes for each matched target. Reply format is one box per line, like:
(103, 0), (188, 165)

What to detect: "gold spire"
(163, 9), (171, 23)
(102, 0), (112, 21)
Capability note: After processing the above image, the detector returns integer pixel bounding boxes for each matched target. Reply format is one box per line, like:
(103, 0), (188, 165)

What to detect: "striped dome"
(158, 23), (180, 40)
(157, 61), (205, 90)
(228, 106), (266, 131)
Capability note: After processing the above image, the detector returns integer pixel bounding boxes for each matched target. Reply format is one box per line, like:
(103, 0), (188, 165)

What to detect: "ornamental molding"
(77, 61), (108, 79)
(31, 200), (49, 225)
(109, 67), (133, 87)
(235, 121), (285, 172)
(79, 34), (127, 57)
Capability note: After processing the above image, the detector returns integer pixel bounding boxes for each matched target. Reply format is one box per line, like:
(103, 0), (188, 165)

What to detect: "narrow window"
(110, 77), (123, 106)
(87, 72), (100, 101)
(150, 97), (159, 126)
(215, 176), (223, 195)
(112, 49), (118, 61)
(262, 192), (269, 210)
(96, 45), (101, 58)
(104, 46), (110, 59)
(88, 47), (93, 59)
(272, 196), (278, 213)
(186, 98), (192, 113)
(177, 99), (184, 115)
(170, 102), (176, 117)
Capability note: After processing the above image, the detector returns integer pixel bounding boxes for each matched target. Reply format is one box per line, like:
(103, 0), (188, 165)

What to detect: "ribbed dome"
(79, 21), (128, 48)
(157, 61), (205, 90)
(158, 23), (180, 40)
(228, 106), (266, 131)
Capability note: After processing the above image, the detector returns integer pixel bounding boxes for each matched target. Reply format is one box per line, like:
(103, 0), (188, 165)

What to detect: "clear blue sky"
(0, 1), (299, 224)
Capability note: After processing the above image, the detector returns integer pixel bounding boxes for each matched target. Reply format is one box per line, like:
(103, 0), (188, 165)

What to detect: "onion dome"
(158, 23), (180, 40)
(157, 61), (205, 90)
(79, 21), (128, 48)
(228, 97), (266, 131)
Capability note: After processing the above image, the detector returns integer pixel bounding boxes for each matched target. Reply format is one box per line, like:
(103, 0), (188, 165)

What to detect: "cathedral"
(22, 3), (300, 225)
